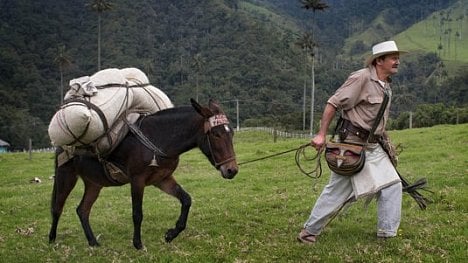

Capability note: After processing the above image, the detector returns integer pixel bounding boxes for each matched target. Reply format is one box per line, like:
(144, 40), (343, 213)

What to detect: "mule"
(48, 99), (238, 249)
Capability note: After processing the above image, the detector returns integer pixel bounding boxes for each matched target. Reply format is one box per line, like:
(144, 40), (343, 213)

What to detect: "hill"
(340, 1), (468, 63)
(0, 0), (466, 149)
(395, 0), (468, 72)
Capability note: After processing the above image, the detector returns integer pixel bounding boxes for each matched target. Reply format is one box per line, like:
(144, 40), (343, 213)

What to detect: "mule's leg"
(76, 180), (103, 247)
(131, 178), (146, 249)
(49, 164), (79, 243)
(156, 176), (192, 243)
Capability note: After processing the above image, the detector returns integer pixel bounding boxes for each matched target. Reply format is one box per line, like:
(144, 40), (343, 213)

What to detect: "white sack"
(120, 67), (173, 111)
(48, 101), (105, 146)
(48, 68), (173, 147)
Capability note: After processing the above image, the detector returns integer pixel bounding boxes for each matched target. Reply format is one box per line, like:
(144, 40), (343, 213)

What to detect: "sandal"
(297, 229), (317, 244)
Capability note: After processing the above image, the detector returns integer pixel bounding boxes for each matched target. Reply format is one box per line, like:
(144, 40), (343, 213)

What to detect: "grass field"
(0, 124), (467, 262)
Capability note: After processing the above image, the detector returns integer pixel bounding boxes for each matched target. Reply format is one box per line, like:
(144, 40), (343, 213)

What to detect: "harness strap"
(125, 118), (167, 162)
(95, 83), (151, 89)
(61, 98), (111, 145)
(206, 134), (236, 168)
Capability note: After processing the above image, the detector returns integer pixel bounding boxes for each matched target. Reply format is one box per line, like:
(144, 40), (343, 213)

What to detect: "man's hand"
(310, 103), (336, 152)
(310, 134), (326, 151)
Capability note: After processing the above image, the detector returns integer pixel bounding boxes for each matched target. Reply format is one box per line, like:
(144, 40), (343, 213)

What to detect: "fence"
(239, 127), (312, 139)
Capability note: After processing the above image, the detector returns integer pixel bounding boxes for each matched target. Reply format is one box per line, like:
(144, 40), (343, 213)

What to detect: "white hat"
(365, 40), (407, 66)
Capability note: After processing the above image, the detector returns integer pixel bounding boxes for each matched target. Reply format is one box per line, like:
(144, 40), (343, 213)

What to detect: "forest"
(0, 0), (467, 149)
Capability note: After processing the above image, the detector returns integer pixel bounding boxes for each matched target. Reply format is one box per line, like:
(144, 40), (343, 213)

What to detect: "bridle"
(203, 114), (236, 169)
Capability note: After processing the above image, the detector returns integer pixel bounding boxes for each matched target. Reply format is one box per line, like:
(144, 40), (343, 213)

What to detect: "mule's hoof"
(165, 228), (179, 243)
(164, 233), (174, 243)
(88, 241), (100, 247)
(133, 242), (144, 250)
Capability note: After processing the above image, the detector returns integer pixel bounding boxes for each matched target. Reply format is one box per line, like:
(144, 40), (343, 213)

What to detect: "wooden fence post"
(28, 138), (32, 160)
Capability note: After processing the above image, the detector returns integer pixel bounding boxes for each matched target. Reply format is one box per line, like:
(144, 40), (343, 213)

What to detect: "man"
(297, 40), (406, 244)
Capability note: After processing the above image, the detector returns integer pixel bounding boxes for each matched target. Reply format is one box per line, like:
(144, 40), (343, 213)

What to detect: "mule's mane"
(143, 104), (223, 129)
(150, 105), (194, 118)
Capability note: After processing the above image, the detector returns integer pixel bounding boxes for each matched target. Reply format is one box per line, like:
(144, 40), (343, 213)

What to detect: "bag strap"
(367, 88), (390, 143)
(331, 88), (390, 143)
(330, 116), (343, 140)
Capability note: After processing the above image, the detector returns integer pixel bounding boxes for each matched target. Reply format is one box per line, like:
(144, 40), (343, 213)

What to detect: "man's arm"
(311, 103), (336, 150)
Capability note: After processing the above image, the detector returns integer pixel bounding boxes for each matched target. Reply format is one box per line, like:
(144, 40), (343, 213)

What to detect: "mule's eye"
(211, 129), (223, 138)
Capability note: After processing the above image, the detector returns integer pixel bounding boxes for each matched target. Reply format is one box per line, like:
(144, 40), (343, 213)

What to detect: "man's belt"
(340, 119), (380, 143)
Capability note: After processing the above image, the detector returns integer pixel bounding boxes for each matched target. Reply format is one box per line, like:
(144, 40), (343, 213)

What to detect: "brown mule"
(49, 99), (238, 250)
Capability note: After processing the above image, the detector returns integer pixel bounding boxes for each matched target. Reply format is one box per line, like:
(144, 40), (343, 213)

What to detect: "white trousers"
(303, 173), (402, 237)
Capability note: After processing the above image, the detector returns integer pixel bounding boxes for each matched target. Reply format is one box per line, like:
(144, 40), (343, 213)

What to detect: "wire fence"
(239, 127), (312, 139)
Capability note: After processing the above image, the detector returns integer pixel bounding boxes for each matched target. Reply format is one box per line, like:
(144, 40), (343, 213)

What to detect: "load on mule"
(48, 69), (239, 249)
(48, 67), (173, 155)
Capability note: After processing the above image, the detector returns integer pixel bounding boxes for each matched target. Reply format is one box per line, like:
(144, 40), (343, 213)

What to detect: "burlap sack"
(48, 68), (172, 147)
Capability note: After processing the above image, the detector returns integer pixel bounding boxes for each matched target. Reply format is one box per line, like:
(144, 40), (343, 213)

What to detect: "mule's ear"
(208, 98), (220, 109)
(190, 98), (201, 110)
(191, 98), (213, 117)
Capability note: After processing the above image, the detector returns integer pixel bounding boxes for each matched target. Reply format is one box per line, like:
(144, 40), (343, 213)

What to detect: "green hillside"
(239, 1), (299, 33)
(0, 0), (466, 150)
(395, 0), (468, 67)
(342, 0), (468, 71)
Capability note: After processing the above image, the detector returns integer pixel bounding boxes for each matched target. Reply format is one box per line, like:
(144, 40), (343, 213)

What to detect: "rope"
(237, 147), (301, 166)
(295, 144), (323, 179)
(126, 122), (167, 157)
(238, 143), (323, 179)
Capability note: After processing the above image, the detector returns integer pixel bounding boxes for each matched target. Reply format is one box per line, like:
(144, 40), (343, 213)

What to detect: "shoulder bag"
(325, 90), (390, 176)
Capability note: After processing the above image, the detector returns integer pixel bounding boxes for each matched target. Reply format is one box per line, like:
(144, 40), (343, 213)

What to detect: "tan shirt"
(327, 66), (391, 136)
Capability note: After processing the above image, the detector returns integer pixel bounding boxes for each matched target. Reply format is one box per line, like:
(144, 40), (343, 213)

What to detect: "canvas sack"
(48, 68), (172, 147)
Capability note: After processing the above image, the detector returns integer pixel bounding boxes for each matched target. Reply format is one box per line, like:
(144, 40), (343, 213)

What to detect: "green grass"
(0, 124), (467, 262)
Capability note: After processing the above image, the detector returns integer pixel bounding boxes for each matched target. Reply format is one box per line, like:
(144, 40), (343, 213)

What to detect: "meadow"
(0, 124), (467, 262)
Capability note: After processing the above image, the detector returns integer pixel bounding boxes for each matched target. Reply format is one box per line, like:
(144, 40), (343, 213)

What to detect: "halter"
(204, 114), (236, 168)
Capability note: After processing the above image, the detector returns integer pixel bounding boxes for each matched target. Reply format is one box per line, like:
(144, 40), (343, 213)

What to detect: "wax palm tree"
(142, 58), (155, 81)
(54, 45), (71, 104)
(87, 0), (113, 71)
(295, 32), (315, 131)
(300, 0), (329, 11)
(299, 0), (329, 135)
(191, 53), (205, 102)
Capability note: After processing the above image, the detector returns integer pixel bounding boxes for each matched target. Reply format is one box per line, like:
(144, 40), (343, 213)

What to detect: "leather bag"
(325, 142), (365, 176)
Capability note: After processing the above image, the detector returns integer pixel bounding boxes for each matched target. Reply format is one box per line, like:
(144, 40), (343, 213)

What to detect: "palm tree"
(300, 0), (329, 11)
(87, 0), (113, 71)
(295, 32), (314, 131)
(191, 53), (205, 102)
(299, 0), (329, 135)
(142, 58), (155, 81)
(54, 45), (71, 104)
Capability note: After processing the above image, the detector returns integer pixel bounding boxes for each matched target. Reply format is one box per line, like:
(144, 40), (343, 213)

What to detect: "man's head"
(366, 41), (407, 66)
(366, 40), (407, 77)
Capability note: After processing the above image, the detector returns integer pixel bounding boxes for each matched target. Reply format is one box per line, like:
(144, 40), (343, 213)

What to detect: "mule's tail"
(49, 147), (60, 243)
(50, 148), (59, 211)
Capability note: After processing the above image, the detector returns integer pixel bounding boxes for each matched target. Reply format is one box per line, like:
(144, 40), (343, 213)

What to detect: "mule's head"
(191, 98), (238, 179)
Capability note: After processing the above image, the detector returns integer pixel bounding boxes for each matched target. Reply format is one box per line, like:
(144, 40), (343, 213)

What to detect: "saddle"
(56, 113), (142, 184)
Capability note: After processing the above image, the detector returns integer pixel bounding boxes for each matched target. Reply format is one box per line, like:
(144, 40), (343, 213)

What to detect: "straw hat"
(365, 41), (407, 66)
